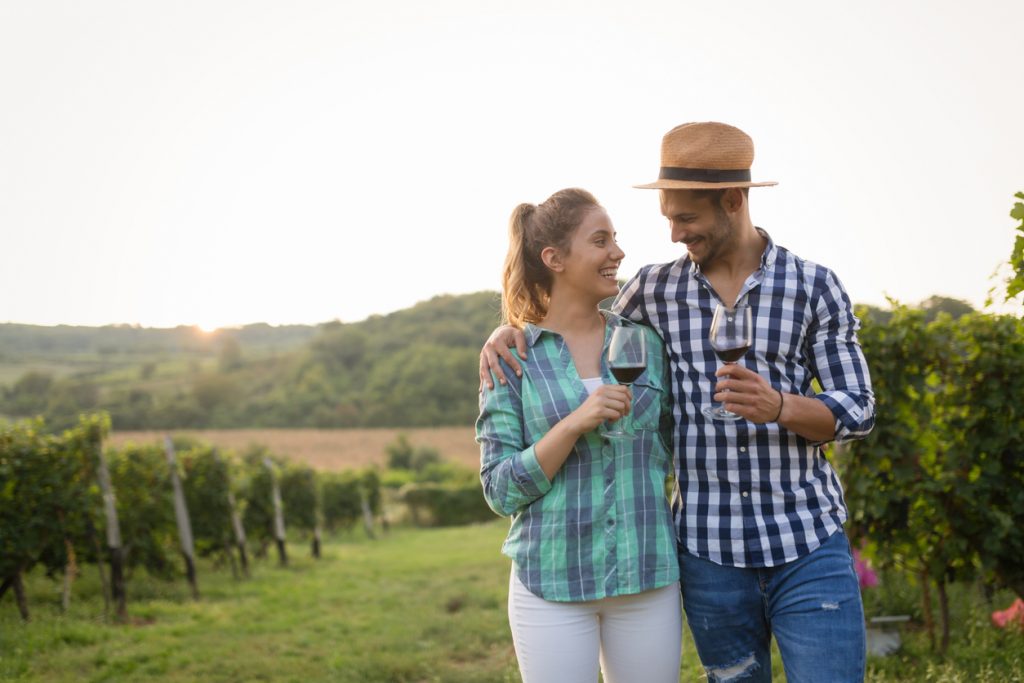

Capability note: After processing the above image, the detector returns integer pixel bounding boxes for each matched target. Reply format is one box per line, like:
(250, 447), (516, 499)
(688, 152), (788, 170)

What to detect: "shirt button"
(606, 518), (615, 526)
(739, 447), (747, 453)
(742, 491), (750, 498)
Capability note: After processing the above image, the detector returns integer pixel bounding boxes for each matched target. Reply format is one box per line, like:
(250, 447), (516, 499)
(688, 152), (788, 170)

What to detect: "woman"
(476, 188), (681, 682)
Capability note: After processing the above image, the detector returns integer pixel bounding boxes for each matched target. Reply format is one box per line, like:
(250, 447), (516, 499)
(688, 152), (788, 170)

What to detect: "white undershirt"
(581, 377), (603, 395)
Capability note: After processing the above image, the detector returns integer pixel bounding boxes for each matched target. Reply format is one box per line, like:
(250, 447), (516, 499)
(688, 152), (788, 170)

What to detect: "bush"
(401, 482), (497, 527)
(105, 443), (178, 578)
(280, 464), (318, 534)
(320, 472), (363, 532)
(179, 445), (234, 557)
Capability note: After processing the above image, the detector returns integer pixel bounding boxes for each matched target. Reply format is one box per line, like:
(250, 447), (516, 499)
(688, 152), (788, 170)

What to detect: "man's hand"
(713, 364), (783, 424)
(479, 325), (528, 389)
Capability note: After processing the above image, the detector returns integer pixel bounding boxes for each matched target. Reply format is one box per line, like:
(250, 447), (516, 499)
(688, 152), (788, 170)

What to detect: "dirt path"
(109, 426), (479, 471)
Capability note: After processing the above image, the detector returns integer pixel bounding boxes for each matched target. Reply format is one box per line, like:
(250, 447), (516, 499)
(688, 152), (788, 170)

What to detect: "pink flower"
(853, 548), (879, 590)
(992, 599), (1024, 629)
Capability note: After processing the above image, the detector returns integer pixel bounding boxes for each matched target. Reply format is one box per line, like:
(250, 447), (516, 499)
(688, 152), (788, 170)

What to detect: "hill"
(0, 292), (503, 431)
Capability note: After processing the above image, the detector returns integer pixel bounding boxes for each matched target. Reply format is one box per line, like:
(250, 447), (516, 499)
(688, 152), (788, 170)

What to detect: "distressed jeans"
(679, 529), (866, 682)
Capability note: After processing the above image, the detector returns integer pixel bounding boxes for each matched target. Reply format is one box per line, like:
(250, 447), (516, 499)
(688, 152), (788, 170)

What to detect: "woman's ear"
(541, 246), (564, 272)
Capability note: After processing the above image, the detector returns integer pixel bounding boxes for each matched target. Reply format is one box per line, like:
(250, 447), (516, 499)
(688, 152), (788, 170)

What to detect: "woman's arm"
(478, 368), (632, 514)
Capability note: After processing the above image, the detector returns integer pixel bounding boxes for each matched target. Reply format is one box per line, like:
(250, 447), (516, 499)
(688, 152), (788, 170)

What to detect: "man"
(480, 122), (875, 682)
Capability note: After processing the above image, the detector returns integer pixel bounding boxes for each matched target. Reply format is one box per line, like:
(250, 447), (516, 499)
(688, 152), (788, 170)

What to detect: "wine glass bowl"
(606, 327), (646, 437)
(702, 303), (753, 422)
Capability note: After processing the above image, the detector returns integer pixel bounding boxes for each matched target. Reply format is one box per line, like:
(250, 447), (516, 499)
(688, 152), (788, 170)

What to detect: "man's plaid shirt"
(613, 230), (875, 568)
(477, 313), (679, 602)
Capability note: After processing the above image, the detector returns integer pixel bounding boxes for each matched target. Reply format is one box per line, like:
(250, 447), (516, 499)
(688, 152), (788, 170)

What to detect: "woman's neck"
(539, 293), (607, 378)
(538, 293), (605, 336)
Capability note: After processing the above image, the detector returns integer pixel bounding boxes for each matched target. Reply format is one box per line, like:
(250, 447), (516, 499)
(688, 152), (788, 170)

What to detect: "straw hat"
(634, 122), (778, 190)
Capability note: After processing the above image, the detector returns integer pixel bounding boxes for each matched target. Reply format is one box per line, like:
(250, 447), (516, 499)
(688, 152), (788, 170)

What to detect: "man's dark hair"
(691, 187), (750, 206)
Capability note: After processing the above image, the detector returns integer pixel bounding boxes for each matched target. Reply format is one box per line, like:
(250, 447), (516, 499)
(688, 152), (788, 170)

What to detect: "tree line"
(0, 292), (502, 432)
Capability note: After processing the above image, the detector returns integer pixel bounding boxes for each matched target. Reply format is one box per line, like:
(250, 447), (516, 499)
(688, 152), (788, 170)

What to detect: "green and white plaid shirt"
(477, 312), (679, 602)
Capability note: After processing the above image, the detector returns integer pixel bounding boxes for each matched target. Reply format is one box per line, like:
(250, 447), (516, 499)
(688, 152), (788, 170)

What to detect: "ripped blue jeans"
(679, 529), (865, 682)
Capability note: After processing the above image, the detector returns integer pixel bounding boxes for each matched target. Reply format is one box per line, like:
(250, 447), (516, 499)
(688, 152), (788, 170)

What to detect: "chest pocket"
(629, 369), (666, 432)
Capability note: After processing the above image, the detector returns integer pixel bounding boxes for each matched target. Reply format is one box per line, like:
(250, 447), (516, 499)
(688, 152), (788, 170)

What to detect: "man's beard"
(694, 207), (735, 266)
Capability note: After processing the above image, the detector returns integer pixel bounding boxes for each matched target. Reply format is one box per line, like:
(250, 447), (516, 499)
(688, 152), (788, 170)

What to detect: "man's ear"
(540, 246), (564, 272)
(722, 187), (745, 214)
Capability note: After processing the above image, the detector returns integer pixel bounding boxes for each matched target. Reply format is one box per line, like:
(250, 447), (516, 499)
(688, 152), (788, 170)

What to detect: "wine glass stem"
(721, 362), (735, 408)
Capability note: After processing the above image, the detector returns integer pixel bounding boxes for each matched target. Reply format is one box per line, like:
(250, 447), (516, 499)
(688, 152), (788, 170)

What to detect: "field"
(108, 427), (480, 471)
(3, 520), (1023, 682)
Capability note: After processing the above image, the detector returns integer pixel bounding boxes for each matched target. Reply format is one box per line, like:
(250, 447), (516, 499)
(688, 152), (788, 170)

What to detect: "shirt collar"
(758, 228), (778, 269)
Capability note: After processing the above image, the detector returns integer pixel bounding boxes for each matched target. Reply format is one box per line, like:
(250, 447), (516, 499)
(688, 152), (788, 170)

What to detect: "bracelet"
(771, 389), (785, 422)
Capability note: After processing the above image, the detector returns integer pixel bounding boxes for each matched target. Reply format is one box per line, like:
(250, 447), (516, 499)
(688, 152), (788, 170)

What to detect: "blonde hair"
(501, 188), (602, 327)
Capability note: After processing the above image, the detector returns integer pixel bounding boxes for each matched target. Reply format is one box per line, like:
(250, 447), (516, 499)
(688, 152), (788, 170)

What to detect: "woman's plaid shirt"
(613, 231), (875, 568)
(477, 313), (680, 602)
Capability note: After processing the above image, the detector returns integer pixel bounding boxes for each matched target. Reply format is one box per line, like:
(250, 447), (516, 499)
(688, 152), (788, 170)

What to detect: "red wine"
(611, 365), (644, 384)
(714, 345), (749, 363)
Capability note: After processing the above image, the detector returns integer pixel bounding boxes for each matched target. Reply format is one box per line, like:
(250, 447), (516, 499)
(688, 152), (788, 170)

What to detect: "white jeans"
(507, 571), (682, 683)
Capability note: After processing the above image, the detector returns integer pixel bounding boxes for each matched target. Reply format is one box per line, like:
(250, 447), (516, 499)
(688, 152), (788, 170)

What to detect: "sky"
(2, 0), (1022, 330)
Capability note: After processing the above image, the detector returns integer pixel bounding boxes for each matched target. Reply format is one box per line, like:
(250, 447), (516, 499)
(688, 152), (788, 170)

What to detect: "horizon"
(0, 287), (995, 333)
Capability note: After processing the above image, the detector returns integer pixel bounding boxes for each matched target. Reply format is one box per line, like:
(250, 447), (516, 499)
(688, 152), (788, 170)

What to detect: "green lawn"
(2, 521), (1022, 682)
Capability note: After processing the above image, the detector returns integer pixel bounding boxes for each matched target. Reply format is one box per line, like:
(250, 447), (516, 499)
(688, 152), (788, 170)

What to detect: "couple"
(476, 122), (876, 682)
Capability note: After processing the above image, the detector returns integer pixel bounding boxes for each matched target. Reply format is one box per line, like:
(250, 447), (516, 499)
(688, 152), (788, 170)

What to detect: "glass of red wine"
(702, 303), (753, 421)
(606, 326), (646, 438)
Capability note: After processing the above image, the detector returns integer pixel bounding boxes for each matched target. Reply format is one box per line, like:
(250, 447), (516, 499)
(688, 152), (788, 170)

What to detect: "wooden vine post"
(227, 490), (250, 578)
(265, 457), (288, 567)
(164, 437), (199, 599)
(94, 439), (127, 621)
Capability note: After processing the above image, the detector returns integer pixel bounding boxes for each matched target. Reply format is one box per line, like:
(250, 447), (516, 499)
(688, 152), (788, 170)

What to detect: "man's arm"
(609, 269), (650, 322)
(713, 268), (874, 443)
(804, 269), (875, 443)
(714, 365), (837, 442)
(480, 267), (650, 390)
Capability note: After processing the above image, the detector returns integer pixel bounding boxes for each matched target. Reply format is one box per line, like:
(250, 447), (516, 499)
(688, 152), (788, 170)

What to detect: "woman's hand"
(479, 325), (528, 389)
(567, 384), (633, 435)
(533, 383), (633, 480)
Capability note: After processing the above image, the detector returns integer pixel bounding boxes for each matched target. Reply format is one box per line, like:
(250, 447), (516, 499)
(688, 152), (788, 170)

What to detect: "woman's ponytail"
(501, 203), (546, 327)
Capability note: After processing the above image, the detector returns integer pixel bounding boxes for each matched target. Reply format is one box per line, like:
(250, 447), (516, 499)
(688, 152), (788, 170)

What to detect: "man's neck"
(701, 221), (767, 306)
(703, 221), (765, 279)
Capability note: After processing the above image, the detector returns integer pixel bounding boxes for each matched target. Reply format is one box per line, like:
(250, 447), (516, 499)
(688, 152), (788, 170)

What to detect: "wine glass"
(606, 326), (647, 438)
(702, 303), (753, 421)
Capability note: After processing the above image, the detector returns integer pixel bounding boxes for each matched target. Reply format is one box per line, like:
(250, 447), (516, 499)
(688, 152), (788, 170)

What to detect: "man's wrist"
(771, 389), (785, 423)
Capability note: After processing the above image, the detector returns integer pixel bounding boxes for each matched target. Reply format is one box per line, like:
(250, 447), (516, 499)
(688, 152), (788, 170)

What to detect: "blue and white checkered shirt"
(613, 230), (875, 568)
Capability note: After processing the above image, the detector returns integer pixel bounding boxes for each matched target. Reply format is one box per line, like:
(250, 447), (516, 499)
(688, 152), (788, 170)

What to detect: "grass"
(2, 522), (519, 683)
(861, 570), (1024, 682)
(2, 521), (1022, 682)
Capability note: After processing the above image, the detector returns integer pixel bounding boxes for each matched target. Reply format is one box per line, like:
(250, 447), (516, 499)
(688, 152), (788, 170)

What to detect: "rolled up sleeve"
(476, 367), (551, 516)
(808, 270), (876, 444)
